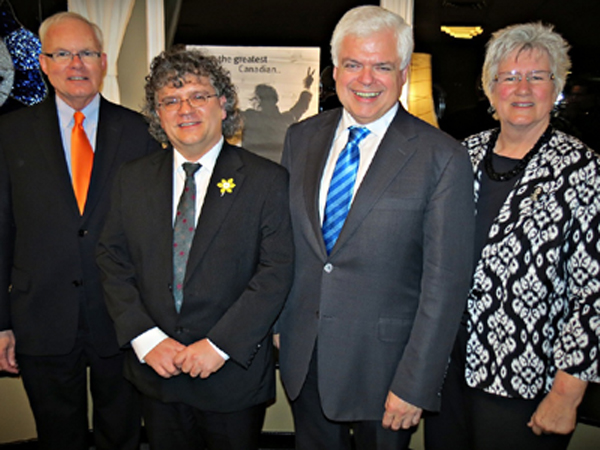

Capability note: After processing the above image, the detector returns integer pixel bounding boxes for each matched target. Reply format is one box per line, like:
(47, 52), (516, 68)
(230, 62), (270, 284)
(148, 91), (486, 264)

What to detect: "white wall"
(117, 0), (148, 112)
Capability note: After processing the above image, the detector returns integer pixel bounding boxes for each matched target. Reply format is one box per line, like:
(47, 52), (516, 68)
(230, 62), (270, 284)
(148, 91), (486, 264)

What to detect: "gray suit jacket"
(97, 143), (294, 412)
(277, 105), (475, 419)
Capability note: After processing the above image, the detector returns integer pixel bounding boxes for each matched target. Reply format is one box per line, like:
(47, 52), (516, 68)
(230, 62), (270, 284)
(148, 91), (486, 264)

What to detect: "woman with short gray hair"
(425, 22), (600, 450)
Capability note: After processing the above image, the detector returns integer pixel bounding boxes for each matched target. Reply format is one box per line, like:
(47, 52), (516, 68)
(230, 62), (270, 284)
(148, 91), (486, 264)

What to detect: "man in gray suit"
(276, 6), (475, 449)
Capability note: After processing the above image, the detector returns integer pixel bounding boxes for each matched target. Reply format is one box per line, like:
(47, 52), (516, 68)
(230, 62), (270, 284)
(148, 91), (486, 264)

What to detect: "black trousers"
(291, 347), (414, 450)
(141, 395), (266, 450)
(424, 325), (573, 450)
(18, 336), (141, 450)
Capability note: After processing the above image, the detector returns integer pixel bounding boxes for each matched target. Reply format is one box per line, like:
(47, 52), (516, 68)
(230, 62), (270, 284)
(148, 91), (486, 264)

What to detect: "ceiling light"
(441, 26), (484, 39)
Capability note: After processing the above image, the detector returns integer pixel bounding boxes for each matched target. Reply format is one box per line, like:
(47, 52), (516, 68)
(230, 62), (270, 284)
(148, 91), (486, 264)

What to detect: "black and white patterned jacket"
(464, 128), (600, 399)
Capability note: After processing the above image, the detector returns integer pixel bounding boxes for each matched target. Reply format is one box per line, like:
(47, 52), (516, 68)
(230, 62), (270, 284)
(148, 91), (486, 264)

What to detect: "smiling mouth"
(178, 121), (200, 128)
(512, 102), (534, 107)
(353, 91), (381, 99)
(68, 76), (88, 81)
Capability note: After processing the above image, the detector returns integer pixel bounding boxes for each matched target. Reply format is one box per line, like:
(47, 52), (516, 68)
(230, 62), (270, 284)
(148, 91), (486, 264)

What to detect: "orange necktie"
(71, 111), (94, 214)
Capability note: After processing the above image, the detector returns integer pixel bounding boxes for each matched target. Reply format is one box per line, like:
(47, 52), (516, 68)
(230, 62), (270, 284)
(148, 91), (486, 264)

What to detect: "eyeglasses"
(157, 93), (219, 111)
(494, 70), (555, 85)
(41, 50), (102, 64)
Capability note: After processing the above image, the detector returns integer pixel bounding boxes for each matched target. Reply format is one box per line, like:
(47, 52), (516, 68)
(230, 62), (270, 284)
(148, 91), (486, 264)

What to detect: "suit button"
(324, 263), (333, 273)
(315, 310), (320, 318)
(174, 327), (185, 334)
(72, 280), (83, 287)
(78, 229), (88, 237)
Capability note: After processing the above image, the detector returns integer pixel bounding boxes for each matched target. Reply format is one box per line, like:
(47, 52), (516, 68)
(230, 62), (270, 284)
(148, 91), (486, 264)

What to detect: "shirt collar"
(337, 102), (399, 141)
(56, 93), (101, 129)
(173, 136), (224, 173)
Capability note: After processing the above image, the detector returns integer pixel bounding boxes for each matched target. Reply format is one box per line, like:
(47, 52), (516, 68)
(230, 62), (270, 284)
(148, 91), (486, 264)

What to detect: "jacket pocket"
(377, 317), (413, 343)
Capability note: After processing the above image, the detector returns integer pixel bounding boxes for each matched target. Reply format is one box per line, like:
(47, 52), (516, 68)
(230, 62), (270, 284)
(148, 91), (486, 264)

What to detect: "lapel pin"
(217, 178), (236, 197)
(530, 186), (542, 202)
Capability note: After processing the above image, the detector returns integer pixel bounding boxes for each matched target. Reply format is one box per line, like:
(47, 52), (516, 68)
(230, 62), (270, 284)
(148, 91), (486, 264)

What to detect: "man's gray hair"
(39, 11), (103, 51)
(330, 5), (414, 70)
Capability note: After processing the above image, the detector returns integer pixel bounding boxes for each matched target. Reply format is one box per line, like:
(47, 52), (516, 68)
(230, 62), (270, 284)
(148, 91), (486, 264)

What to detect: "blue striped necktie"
(322, 126), (370, 254)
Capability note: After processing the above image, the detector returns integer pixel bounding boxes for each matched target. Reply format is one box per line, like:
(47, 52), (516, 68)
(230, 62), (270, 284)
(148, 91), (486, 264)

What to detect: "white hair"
(330, 5), (414, 70)
(39, 11), (104, 51)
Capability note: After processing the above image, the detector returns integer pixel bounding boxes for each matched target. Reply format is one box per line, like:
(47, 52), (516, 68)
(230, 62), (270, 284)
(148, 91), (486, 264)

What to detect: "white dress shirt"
(131, 138), (230, 362)
(318, 103), (398, 223)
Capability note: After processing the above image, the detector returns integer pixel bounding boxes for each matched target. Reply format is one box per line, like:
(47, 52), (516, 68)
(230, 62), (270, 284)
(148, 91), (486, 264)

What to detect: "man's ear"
(220, 96), (227, 120)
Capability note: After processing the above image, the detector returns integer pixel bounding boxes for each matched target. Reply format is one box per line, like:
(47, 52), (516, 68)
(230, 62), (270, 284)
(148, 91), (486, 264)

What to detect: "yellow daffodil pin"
(217, 178), (236, 196)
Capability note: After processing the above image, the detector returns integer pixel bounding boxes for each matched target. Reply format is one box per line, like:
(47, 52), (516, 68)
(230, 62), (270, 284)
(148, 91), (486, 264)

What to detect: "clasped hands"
(145, 337), (225, 379)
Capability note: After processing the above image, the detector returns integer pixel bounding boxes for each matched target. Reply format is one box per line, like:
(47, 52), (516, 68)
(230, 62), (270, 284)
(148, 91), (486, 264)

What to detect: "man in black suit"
(96, 48), (293, 450)
(276, 6), (475, 450)
(0, 12), (158, 450)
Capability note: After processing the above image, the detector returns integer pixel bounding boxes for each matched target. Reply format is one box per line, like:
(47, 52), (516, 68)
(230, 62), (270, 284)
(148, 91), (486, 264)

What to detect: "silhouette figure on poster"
(319, 65), (341, 112)
(242, 67), (315, 162)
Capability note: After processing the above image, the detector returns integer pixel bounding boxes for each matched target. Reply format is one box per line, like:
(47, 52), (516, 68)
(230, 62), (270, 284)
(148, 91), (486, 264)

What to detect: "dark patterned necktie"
(173, 162), (201, 312)
(322, 126), (370, 254)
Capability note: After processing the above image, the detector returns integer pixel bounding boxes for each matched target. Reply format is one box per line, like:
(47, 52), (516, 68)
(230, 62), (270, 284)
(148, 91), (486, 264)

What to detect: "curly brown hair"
(143, 46), (242, 143)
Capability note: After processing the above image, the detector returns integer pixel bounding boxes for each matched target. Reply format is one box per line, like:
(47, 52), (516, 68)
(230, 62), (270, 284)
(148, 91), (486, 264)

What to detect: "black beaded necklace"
(483, 125), (554, 182)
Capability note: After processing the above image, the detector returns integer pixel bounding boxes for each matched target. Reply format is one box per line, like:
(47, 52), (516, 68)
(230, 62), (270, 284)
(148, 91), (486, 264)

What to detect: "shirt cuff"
(207, 339), (230, 361)
(131, 327), (169, 363)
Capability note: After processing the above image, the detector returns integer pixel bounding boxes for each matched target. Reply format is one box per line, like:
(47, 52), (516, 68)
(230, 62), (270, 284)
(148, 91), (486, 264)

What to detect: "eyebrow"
(341, 59), (396, 66)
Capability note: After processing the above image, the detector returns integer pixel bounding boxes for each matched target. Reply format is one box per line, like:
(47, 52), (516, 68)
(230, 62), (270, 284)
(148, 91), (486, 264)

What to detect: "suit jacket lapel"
(303, 110), (340, 256)
(84, 97), (122, 218)
(330, 106), (419, 256)
(33, 98), (79, 215)
(184, 143), (244, 283)
(147, 149), (174, 244)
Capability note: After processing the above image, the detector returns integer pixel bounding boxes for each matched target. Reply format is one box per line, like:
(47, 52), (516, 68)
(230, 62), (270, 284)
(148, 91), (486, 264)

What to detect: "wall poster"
(189, 45), (320, 163)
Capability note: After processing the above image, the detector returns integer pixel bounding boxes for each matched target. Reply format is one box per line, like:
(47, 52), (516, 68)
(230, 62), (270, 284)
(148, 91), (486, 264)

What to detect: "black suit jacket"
(0, 96), (159, 357)
(278, 105), (475, 418)
(96, 142), (294, 412)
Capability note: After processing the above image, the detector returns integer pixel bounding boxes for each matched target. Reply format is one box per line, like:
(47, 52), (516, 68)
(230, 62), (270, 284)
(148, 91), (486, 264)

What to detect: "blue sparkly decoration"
(4, 28), (46, 105)
(6, 28), (41, 71)
(0, 1), (47, 106)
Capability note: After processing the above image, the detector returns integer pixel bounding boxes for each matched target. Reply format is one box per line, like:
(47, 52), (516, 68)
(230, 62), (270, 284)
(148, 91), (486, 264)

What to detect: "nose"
(178, 98), (195, 114)
(515, 76), (532, 92)
(69, 53), (84, 67)
(357, 67), (374, 85)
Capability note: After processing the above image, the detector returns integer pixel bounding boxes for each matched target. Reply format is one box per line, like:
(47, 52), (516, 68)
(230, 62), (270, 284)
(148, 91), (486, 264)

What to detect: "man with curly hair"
(97, 47), (294, 450)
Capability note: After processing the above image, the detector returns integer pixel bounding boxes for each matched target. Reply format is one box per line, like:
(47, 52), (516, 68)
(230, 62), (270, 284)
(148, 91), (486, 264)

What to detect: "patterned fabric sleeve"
(554, 144), (600, 383)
